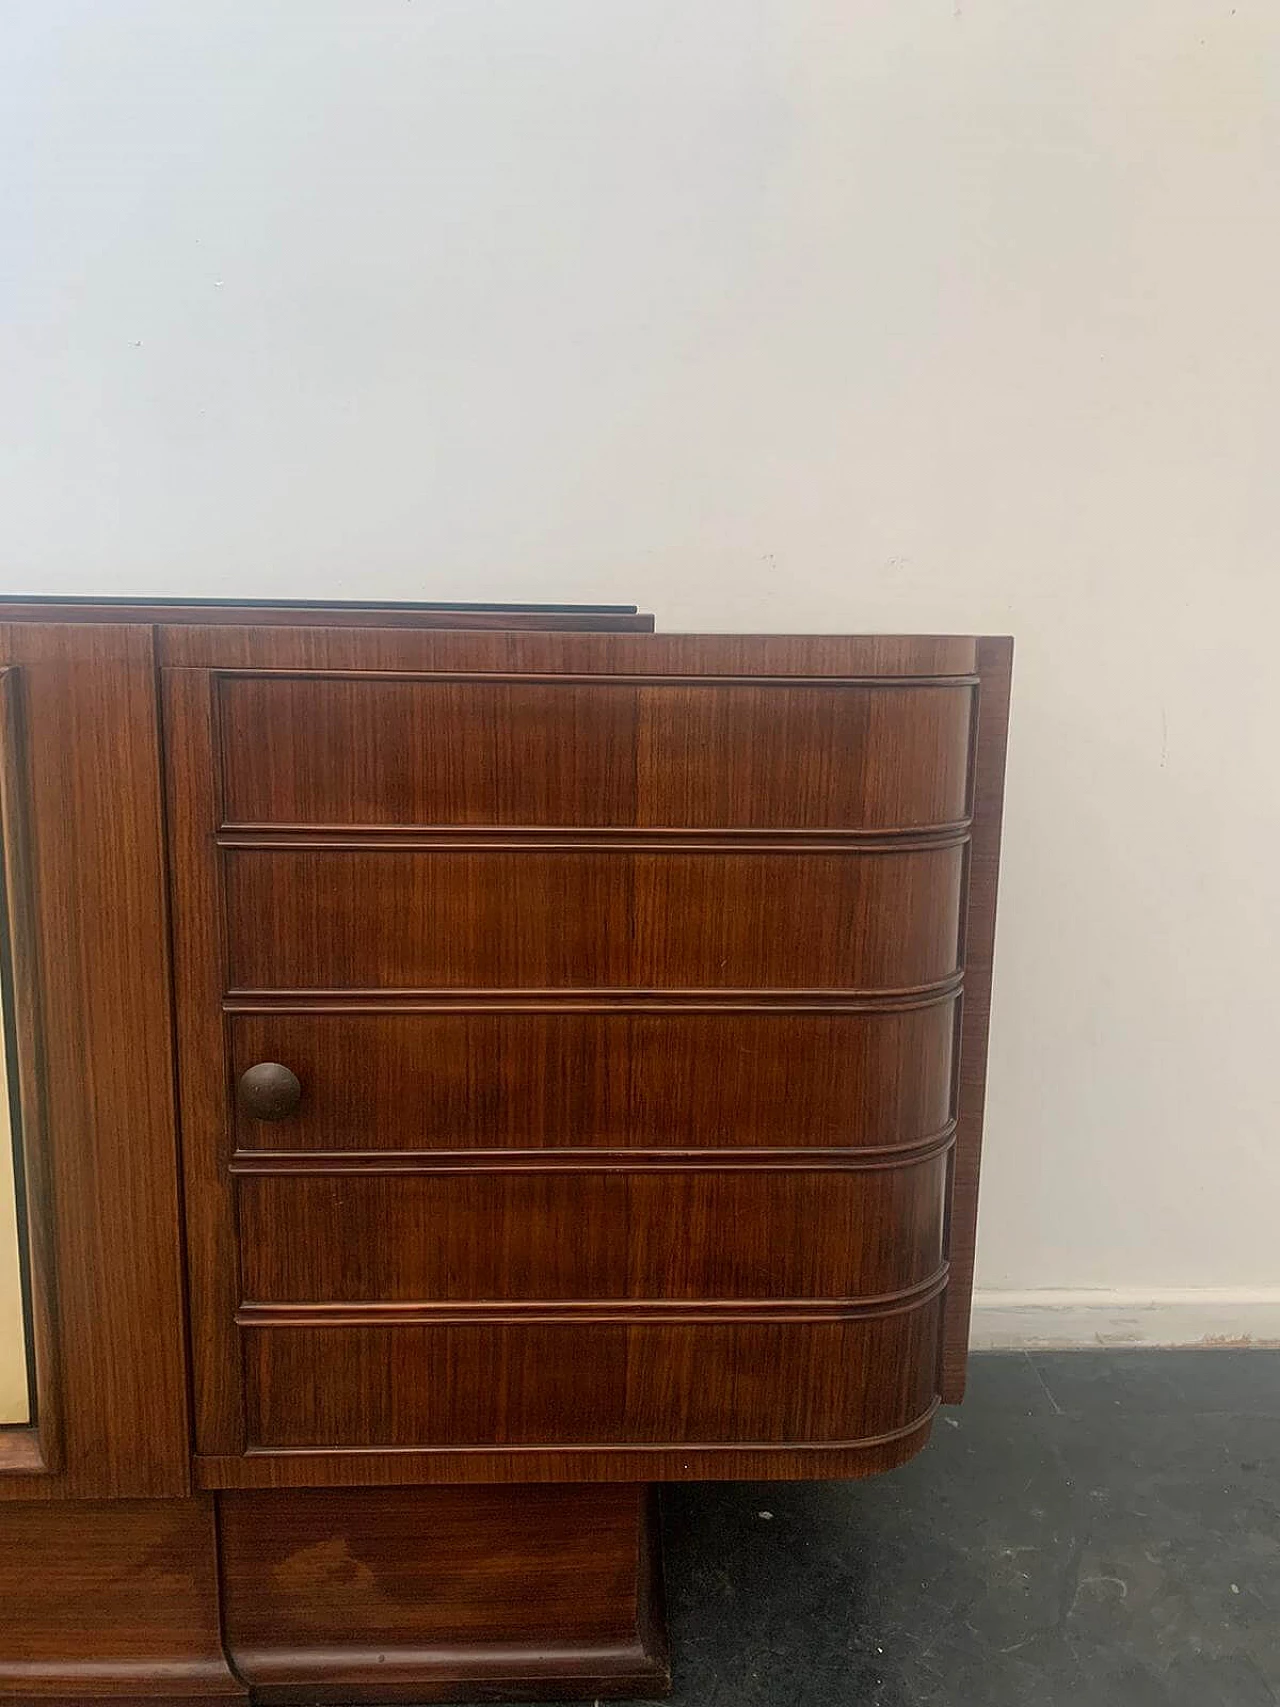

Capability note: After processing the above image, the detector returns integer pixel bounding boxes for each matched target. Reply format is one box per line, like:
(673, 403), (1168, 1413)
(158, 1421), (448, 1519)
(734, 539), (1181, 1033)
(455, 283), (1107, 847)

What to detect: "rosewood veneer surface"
(0, 598), (1010, 1704)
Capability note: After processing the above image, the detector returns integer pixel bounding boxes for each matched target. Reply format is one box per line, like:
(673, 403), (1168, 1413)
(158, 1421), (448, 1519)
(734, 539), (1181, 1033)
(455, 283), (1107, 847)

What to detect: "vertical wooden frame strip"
(0, 667), (58, 1472)
(940, 636), (1013, 1400)
(162, 668), (246, 1453)
(0, 623), (192, 1500)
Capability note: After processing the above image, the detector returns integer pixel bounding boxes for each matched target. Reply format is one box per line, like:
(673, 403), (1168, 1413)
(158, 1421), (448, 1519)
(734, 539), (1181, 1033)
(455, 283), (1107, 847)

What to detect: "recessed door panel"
(224, 847), (965, 991)
(237, 1158), (949, 1305)
(216, 674), (973, 832)
(244, 1300), (943, 1450)
(228, 1002), (958, 1152)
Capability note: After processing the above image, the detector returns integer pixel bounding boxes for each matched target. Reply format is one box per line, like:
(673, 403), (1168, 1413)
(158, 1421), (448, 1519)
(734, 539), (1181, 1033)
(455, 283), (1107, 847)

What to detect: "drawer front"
(218, 675), (974, 831)
(225, 846), (965, 991)
(237, 1156), (948, 1304)
(229, 1001), (958, 1152)
(245, 1297), (943, 1449)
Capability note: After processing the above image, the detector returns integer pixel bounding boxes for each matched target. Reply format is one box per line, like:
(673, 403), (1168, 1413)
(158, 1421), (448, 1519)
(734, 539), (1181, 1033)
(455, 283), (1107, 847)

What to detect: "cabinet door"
(164, 631), (1008, 1488)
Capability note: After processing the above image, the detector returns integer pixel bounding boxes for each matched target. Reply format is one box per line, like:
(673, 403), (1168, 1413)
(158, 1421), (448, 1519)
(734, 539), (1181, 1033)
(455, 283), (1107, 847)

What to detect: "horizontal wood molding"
(215, 669), (979, 687)
(195, 1404), (939, 1490)
(223, 975), (964, 1012)
(236, 1268), (949, 1329)
(230, 1126), (957, 1175)
(218, 825), (972, 852)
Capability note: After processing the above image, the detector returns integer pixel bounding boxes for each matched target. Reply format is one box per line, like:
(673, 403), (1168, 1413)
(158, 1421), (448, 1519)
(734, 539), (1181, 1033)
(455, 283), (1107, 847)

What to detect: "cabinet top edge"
(0, 597), (1011, 645)
(0, 596), (654, 633)
(151, 629), (993, 676)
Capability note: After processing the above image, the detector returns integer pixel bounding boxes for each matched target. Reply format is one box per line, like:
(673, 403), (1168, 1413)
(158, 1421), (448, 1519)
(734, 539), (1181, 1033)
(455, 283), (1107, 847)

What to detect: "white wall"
(3, 2), (1279, 1334)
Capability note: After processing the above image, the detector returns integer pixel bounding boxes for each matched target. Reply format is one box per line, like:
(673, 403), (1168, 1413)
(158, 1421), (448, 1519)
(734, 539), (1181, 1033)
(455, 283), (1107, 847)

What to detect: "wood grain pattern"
(228, 1002), (957, 1151)
(237, 1157), (948, 1304)
(196, 1415), (936, 1490)
(0, 669), (50, 1459)
(162, 627), (1009, 1487)
(0, 1496), (244, 1703)
(940, 634), (1013, 1399)
(0, 607), (1012, 1707)
(244, 1293), (942, 1451)
(0, 625), (191, 1502)
(161, 628), (979, 676)
(224, 846), (965, 991)
(217, 674), (973, 831)
(162, 667), (246, 1457)
(220, 1484), (668, 1702)
(635, 681), (972, 830)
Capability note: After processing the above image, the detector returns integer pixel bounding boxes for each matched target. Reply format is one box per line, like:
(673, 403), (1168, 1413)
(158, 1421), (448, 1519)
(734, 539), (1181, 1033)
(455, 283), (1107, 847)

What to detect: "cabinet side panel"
(940, 636), (1013, 1400)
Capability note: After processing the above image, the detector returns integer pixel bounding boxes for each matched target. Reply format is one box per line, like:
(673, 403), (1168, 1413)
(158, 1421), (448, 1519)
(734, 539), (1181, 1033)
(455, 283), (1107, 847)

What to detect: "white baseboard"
(970, 1288), (1280, 1350)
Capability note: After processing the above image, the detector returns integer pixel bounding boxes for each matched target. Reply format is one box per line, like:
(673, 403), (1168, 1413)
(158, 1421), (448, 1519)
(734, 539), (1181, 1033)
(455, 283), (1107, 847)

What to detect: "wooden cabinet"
(0, 601), (1010, 1703)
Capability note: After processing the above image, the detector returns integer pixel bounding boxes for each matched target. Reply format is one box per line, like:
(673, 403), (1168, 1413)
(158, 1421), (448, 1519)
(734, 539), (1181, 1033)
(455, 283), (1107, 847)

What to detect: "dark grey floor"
(528, 1352), (1280, 1707)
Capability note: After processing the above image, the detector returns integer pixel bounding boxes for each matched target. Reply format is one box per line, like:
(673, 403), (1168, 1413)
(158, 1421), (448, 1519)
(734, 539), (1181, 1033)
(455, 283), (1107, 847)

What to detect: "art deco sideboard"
(0, 598), (1011, 1703)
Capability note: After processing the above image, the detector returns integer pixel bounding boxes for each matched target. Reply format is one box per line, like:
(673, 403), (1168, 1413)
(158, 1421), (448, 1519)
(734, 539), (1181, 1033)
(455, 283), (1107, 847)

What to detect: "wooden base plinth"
(221, 1483), (669, 1702)
(0, 1497), (244, 1706)
(0, 1486), (669, 1705)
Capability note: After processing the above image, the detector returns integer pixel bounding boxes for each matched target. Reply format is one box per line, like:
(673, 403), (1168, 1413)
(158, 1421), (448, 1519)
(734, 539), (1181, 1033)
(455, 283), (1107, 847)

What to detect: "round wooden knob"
(237, 1062), (302, 1122)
